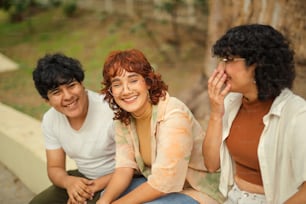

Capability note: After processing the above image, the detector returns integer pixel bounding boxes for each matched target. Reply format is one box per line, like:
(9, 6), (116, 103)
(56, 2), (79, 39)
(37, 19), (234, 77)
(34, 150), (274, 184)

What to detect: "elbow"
(204, 160), (220, 173)
(206, 166), (219, 173)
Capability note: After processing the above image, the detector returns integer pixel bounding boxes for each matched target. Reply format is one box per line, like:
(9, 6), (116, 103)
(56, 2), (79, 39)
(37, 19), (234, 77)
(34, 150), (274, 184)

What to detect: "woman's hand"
(203, 69), (230, 172)
(207, 69), (230, 118)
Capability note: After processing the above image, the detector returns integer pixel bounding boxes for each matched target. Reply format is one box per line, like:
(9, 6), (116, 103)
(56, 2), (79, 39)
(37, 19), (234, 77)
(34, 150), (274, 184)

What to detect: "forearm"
(47, 167), (71, 189)
(92, 173), (113, 192)
(99, 168), (134, 203)
(113, 182), (165, 204)
(284, 182), (306, 204)
(203, 114), (223, 172)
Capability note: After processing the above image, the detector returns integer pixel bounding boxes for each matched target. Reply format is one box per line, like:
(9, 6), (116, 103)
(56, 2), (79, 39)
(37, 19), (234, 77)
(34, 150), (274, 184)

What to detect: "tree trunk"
(181, 0), (306, 128)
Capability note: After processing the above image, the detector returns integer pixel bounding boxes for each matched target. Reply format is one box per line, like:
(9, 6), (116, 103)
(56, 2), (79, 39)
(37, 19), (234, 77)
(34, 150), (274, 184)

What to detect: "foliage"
(48, 0), (61, 7)
(0, 8), (135, 119)
(0, 6), (206, 120)
(194, 0), (208, 13)
(62, 0), (77, 17)
(155, 0), (185, 55)
(154, 0), (208, 56)
(0, 0), (37, 22)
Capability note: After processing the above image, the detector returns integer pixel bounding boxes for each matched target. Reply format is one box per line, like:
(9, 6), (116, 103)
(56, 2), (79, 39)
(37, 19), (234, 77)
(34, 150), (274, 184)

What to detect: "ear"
(44, 98), (51, 105)
(145, 78), (152, 90)
(80, 81), (85, 89)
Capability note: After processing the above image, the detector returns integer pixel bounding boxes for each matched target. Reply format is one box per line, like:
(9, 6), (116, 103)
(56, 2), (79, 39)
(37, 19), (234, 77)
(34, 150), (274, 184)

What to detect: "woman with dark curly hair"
(203, 24), (306, 204)
(97, 49), (223, 204)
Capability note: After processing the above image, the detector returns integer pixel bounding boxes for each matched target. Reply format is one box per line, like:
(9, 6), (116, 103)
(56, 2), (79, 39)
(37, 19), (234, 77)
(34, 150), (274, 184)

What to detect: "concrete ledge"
(0, 53), (19, 72)
(0, 102), (76, 194)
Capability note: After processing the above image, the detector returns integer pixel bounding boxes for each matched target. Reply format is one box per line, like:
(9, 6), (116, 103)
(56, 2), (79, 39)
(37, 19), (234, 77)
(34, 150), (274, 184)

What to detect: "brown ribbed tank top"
(226, 97), (273, 186)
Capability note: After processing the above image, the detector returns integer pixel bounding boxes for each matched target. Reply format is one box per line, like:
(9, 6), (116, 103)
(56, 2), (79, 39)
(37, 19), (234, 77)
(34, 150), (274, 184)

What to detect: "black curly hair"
(33, 53), (84, 100)
(212, 24), (295, 100)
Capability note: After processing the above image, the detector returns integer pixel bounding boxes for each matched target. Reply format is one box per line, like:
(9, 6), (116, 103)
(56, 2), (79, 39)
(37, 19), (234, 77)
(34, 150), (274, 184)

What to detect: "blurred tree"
(62, 0), (77, 17)
(156, 0), (185, 56)
(0, 0), (36, 22)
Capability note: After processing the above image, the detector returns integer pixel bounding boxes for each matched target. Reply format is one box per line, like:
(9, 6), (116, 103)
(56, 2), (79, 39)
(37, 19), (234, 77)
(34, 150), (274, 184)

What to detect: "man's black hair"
(33, 53), (84, 99)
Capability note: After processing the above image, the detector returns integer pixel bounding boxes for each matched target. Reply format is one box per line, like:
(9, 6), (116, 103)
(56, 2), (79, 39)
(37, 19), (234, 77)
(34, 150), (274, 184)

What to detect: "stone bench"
(0, 102), (76, 194)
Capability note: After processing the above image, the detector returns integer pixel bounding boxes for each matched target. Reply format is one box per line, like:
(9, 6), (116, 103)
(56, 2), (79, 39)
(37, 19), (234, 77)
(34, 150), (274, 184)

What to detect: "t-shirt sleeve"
(42, 113), (61, 150)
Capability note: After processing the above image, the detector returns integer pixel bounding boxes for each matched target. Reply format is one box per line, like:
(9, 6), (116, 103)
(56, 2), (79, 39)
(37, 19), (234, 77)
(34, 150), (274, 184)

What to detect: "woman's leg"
(144, 193), (199, 204)
(116, 176), (198, 204)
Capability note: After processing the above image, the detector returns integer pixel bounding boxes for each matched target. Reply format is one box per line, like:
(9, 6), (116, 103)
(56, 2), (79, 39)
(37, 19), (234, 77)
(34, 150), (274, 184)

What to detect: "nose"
(121, 82), (131, 94)
(62, 87), (73, 99)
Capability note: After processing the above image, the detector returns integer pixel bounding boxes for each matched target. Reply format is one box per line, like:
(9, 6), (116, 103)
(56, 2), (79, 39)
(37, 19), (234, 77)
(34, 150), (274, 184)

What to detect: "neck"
(132, 102), (152, 120)
(242, 87), (258, 103)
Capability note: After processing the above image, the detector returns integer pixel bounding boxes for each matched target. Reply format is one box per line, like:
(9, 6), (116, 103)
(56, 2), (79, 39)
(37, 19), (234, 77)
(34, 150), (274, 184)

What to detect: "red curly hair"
(101, 49), (168, 125)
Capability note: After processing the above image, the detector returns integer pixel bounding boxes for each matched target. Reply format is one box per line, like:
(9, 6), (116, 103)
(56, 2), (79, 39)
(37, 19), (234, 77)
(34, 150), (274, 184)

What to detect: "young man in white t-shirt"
(30, 53), (115, 204)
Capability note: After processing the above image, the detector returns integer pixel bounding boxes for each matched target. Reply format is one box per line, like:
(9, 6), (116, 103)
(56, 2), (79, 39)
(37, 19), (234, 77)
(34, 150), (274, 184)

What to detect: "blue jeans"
(119, 176), (199, 204)
(224, 183), (266, 204)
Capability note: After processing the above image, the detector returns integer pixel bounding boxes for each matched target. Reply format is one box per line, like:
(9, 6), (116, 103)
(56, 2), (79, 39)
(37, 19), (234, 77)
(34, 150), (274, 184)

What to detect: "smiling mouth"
(64, 99), (78, 108)
(122, 95), (137, 102)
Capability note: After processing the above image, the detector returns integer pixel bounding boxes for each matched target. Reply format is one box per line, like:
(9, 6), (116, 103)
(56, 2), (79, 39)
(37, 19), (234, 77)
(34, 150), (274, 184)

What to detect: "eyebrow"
(111, 73), (140, 83)
(127, 73), (140, 78)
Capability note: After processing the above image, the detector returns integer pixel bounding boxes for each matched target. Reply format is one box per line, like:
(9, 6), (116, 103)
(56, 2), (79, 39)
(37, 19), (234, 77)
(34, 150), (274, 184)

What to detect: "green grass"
(0, 7), (205, 120)
(0, 8), (137, 119)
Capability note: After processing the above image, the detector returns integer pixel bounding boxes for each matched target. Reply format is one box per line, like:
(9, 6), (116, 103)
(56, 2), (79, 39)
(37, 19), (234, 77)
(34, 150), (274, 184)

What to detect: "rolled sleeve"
(114, 122), (138, 170)
(148, 109), (193, 193)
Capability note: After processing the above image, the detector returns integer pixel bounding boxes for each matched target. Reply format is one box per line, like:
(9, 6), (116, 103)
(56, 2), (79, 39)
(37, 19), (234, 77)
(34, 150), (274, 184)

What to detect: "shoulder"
(86, 90), (114, 123)
(87, 90), (105, 103)
(161, 93), (189, 110)
(41, 107), (65, 133)
(87, 90), (112, 111)
(158, 94), (194, 119)
(274, 89), (306, 114)
(42, 107), (62, 122)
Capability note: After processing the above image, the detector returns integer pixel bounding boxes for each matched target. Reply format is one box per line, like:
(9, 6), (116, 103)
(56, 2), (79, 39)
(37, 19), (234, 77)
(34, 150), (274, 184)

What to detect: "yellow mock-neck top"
(132, 103), (152, 166)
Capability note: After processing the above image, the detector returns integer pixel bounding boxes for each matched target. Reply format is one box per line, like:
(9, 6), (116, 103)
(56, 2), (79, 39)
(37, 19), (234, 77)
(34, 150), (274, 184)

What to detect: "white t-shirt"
(42, 90), (115, 179)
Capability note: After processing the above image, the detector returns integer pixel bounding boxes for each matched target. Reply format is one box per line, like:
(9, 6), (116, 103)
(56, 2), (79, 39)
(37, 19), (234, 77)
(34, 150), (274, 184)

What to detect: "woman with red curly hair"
(97, 49), (223, 204)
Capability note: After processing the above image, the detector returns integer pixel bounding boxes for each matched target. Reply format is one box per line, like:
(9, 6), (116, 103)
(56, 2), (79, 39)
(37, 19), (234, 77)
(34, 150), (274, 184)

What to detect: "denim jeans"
(224, 184), (266, 204)
(118, 176), (199, 204)
(100, 176), (199, 203)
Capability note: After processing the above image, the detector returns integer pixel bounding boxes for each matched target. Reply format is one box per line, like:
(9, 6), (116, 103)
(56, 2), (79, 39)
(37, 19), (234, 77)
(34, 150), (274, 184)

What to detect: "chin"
(120, 105), (138, 113)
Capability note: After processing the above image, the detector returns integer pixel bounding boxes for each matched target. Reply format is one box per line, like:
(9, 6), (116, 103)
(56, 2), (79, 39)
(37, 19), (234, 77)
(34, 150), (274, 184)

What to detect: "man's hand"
(65, 176), (94, 203)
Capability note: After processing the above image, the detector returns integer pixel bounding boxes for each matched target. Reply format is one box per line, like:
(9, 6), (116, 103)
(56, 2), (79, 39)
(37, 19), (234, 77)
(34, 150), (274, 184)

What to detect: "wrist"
(62, 175), (73, 189)
(209, 113), (223, 121)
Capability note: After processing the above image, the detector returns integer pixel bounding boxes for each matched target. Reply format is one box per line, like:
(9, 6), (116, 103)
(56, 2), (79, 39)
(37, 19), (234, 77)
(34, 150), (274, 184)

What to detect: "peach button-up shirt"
(114, 93), (224, 203)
